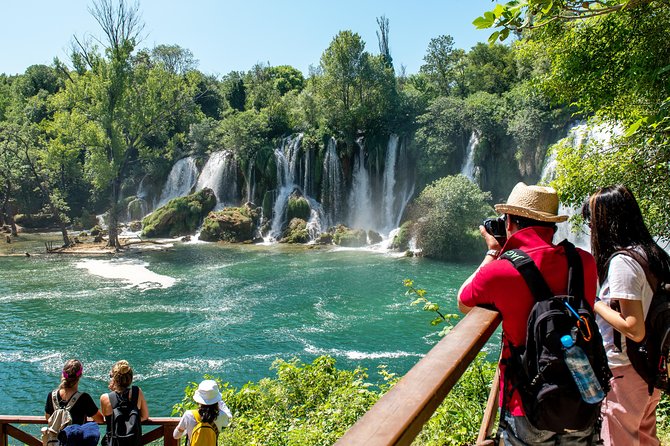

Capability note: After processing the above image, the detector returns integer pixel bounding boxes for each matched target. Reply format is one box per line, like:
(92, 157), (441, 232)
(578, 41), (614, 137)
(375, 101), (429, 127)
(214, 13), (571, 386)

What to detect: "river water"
(0, 240), (480, 417)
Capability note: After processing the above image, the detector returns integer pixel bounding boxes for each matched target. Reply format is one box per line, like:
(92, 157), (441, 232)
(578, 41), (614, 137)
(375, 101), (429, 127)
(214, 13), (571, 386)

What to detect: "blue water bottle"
(560, 334), (605, 404)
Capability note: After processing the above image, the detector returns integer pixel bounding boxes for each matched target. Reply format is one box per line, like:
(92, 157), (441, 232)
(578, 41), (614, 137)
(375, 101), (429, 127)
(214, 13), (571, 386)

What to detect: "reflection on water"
(0, 242), (482, 416)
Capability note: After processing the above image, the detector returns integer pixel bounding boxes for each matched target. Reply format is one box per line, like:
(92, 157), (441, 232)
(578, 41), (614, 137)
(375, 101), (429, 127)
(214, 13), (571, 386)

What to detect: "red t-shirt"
(459, 226), (597, 416)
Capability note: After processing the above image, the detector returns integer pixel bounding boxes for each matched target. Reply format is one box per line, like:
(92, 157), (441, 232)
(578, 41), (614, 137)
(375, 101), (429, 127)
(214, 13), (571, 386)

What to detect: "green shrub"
(413, 175), (491, 261)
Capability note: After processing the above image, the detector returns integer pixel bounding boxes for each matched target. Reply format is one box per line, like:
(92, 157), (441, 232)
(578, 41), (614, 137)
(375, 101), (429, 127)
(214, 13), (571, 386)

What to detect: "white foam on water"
(74, 259), (177, 290)
(304, 344), (421, 360)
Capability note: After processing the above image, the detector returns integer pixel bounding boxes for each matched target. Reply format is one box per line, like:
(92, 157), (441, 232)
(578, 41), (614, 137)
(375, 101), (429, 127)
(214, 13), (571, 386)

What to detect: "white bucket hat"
(193, 380), (222, 405)
(494, 182), (568, 223)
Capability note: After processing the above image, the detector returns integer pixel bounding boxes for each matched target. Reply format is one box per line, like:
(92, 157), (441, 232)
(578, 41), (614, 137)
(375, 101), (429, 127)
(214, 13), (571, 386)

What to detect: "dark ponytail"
(198, 403), (220, 424)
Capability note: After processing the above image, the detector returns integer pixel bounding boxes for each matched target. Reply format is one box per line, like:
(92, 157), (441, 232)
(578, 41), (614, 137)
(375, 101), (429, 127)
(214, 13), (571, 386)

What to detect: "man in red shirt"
(458, 182), (598, 445)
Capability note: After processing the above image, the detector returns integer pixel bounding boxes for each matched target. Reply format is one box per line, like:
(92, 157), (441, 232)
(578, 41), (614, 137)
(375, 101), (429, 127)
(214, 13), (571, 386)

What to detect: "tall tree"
(419, 35), (466, 97)
(62, 0), (197, 248)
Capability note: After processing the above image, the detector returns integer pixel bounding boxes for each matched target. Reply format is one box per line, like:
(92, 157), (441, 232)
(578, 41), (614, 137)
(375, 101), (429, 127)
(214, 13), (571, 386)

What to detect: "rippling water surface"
(0, 241), (479, 416)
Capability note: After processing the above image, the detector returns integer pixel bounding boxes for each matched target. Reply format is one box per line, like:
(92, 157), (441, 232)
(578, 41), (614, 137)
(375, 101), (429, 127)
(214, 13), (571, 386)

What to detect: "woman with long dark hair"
(584, 185), (670, 445)
(173, 380), (232, 445)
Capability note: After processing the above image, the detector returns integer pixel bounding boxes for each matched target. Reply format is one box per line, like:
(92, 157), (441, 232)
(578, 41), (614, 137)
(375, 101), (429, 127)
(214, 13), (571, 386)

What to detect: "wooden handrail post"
(335, 306), (501, 446)
(1, 419), (7, 446)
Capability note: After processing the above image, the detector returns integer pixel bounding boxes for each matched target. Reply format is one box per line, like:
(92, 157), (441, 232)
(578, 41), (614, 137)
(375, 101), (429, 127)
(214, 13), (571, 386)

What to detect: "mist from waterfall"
(267, 134), (304, 240)
(321, 137), (344, 229)
(157, 156), (199, 208)
(347, 138), (374, 230)
(196, 150), (239, 209)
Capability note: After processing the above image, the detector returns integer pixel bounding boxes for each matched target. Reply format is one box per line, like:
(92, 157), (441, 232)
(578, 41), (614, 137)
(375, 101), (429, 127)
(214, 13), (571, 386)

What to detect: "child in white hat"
(173, 380), (232, 443)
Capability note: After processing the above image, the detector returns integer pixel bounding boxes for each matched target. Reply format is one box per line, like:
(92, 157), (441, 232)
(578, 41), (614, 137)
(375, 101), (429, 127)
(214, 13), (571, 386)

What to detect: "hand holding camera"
(482, 216), (507, 248)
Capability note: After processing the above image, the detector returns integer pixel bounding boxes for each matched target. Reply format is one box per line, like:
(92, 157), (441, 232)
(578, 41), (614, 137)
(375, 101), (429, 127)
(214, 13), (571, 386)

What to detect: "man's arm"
(457, 225), (501, 313)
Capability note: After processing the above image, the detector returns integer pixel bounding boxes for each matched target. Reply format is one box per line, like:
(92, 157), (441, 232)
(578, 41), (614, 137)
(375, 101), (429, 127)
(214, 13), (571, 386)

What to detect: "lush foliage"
(412, 175), (492, 261)
(173, 352), (496, 446)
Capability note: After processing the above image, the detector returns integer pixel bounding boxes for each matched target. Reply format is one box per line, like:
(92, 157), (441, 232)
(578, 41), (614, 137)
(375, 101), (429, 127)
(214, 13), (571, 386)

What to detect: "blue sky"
(1, 1), (496, 77)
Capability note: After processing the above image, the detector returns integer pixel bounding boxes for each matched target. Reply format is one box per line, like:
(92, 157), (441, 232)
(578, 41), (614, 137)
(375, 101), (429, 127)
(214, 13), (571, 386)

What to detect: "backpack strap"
(108, 391), (119, 409)
(129, 386), (139, 406)
(52, 389), (59, 409)
(501, 240), (583, 302)
(561, 240), (585, 300)
(64, 391), (81, 410)
(500, 249), (553, 301)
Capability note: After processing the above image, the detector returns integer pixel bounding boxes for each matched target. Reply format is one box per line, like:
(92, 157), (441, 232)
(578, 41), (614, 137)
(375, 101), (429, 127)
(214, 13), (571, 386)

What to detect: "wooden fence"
(0, 417), (180, 446)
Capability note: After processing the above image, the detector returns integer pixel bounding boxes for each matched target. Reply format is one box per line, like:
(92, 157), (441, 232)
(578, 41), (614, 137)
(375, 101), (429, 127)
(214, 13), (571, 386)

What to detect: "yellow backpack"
(189, 410), (218, 446)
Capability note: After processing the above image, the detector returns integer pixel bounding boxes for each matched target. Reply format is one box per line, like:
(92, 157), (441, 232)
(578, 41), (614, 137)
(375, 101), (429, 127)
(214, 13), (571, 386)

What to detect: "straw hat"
(494, 182), (567, 223)
(193, 380), (222, 405)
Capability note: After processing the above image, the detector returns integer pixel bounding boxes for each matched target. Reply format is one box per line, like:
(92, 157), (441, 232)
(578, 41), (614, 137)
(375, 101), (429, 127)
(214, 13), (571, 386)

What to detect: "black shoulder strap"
(561, 240), (584, 300)
(108, 391), (119, 409)
(500, 249), (553, 301)
(130, 386), (139, 405)
(501, 240), (583, 302)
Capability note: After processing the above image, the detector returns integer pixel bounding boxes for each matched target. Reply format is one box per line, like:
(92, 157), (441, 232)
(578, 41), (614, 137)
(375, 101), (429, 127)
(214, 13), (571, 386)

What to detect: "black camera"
(483, 216), (507, 246)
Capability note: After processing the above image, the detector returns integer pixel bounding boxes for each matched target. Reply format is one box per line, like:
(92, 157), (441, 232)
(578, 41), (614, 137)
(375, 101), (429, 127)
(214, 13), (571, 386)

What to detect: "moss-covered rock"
(141, 188), (216, 238)
(287, 195), (311, 222)
(390, 221), (414, 251)
(127, 197), (148, 222)
(332, 225), (367, 247)
(367, 230), (383, 244)
(280, 218), (309, 244)
(199, 203), (260, 243)
(314, 232), (333, 245)
(14, 213), (58, 229)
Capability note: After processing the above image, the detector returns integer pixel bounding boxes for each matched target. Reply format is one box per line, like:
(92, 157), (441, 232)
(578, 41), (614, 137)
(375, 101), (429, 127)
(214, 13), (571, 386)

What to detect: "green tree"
(479, 2), (670, 236)
(415, 96), (468, 185)
(412, 175), (491, 261)
(419, 35), (466, 97)
(59, 0), (198, 248)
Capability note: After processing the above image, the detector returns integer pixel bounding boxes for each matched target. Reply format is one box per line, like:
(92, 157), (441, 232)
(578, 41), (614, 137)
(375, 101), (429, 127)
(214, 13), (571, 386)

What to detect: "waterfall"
(246, 160), (256, 203)
(461, 131), (479, 182)
(321, 137), (344, 229)
(196, 150), (239, 209)
(348, 138), (374, 230)
(157, 156), (199, 208)
(380, 135), (399, 233)
(267, 134), (304, 240)
(540, 121), (622, 250)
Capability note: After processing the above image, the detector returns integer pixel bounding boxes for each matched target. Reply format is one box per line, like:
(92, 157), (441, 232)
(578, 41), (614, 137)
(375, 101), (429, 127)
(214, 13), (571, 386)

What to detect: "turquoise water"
(0, 241), (480, 417)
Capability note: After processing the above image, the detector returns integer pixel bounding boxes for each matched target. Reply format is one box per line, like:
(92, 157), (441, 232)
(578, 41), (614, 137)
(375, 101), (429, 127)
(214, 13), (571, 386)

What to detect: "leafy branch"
(403, 279), (459, 336)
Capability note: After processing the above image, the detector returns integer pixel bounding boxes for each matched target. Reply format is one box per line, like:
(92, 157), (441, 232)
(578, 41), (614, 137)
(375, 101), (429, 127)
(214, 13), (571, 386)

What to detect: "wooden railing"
(335, 306), (502, 446)
(0, 417), (180, 446)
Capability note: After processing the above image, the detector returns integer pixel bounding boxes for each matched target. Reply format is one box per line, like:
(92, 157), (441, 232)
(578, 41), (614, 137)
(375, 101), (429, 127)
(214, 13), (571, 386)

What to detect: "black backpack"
(501, 240), (612, 433)
(609, 250), (670, 395)
(103, 386), (142, 446)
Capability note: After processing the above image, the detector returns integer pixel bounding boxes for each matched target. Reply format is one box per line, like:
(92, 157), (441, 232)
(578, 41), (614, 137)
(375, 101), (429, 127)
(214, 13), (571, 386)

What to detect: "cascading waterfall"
(380, 134), (414, 234)
(540, 121), (622, 249)
(381, 135), (399, 233)
(157, 156), (199, 208)
(461, 131), (480, 182)
(321, 137), (344, 229)
(196, 150), (239, 209)
(267, 134), (304, 240)
(126, 175), (152, 221)
(347, 138), (374, 230)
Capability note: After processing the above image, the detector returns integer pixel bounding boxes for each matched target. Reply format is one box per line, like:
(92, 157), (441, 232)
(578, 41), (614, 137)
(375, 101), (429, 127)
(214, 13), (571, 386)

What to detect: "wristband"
(486, 249), (500, 258)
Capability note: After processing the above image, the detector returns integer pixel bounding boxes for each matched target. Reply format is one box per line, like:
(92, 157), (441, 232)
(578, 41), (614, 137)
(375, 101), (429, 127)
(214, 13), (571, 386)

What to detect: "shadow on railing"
(0, 416), (180, 446)
(335, 306), (502, 446)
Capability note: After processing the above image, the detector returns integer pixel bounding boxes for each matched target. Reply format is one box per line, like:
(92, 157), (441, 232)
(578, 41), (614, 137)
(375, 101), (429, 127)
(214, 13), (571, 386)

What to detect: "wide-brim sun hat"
(494, 182), (568, 223)
(193, 380), (222, 405)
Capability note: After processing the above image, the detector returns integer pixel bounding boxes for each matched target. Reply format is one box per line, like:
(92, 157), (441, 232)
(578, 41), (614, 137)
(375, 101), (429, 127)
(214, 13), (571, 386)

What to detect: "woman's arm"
(137, 388), (149, 421)
(594, 299), (646, 342)
(100, 393), (111, 418)
(90, 409), (105, 424)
